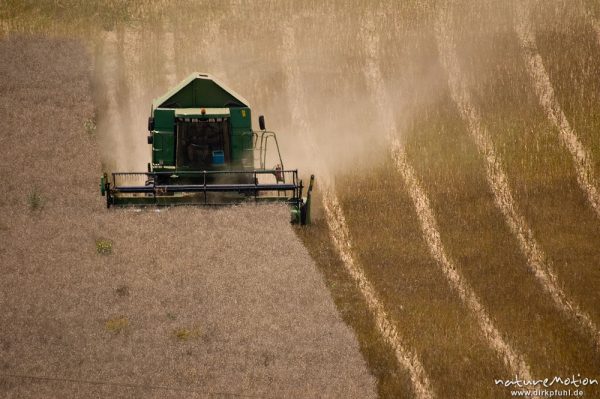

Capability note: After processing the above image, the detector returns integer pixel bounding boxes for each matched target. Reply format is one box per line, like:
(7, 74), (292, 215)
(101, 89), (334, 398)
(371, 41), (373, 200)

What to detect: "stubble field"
(0, 36), (375, 398)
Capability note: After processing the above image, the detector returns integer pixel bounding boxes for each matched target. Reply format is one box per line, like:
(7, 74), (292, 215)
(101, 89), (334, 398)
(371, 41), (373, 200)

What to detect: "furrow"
(514, 1), (600, 219)
(361, 10), (533, 381)
(435, 4), (600, 350)
(391, 140), (533, 381)
(321, 189), (435, 399)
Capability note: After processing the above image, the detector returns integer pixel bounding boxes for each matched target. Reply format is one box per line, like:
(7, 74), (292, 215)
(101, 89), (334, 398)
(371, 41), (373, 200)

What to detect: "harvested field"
(0, 37), (376, 398)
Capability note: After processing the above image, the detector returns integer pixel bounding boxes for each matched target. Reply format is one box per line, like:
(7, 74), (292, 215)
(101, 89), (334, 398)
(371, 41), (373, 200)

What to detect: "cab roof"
(152, 73), (250, 110)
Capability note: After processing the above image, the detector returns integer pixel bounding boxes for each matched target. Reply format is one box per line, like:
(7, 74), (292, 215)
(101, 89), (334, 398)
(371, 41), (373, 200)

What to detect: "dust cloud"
(91, 2), (438, 182)
(92, 1), (596, 187)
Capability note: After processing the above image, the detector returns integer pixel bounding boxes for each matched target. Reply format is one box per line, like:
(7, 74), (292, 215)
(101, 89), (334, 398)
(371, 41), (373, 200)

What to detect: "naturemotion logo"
(495, 375), (598, 389)
(495, 375), (598, 397)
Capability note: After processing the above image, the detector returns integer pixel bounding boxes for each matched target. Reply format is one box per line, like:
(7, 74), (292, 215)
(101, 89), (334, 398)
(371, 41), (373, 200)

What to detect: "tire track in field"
(514, 1), (600, 220)
(281, 20), (435, 399)
(435, 4), (600, 350)
(321, 190), (434, 399)
(360, 11), (533, 382)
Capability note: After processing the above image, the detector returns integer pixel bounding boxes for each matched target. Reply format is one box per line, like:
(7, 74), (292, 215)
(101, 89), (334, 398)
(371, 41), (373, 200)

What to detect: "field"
(0, 36), (375, 397)
(1, 1), (600, 398)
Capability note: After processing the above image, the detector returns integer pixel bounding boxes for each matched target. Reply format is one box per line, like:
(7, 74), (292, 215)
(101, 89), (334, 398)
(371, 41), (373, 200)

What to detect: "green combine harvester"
(100, 72), (313, 224)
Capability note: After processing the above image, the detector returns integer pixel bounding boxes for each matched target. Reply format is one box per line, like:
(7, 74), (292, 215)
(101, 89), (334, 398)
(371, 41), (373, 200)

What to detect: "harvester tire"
(300, 203), (307, 225)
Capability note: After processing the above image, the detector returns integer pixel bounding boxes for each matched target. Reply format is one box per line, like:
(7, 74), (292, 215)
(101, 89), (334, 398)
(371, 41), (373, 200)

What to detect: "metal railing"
(252, 130), (285, 172)
(109, 169), (302, 206)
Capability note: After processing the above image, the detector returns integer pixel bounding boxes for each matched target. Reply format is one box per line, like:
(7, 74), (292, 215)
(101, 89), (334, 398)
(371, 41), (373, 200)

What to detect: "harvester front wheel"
(106, 187), (112, 209)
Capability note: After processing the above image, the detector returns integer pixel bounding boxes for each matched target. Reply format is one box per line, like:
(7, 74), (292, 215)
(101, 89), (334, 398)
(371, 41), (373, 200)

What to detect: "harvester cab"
(100, 72), (313, 225)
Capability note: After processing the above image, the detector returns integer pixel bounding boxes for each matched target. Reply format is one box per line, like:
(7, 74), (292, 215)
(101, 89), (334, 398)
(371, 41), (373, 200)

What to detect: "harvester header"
(100, 73), (313, 224)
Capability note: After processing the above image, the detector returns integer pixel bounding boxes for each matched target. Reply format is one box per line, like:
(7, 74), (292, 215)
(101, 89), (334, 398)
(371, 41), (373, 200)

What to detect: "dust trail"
(279, 20), (322, 172)
(176, 14), (222, 80)
(121, 27), (149, 171)
(435, 4), (600, 350)
(360, 11), (533, 381)
(162, 20), (177, 87)
(281, 19), (434, 399)
(208, 19), (230, 83)
(514, 1), (600, 220)
(281, 23), (310, 142)
(97, 30), (126, 170)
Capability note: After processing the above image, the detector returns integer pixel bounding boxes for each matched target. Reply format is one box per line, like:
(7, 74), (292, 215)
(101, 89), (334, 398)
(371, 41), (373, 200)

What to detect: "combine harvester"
(100, 73), (313, 224)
